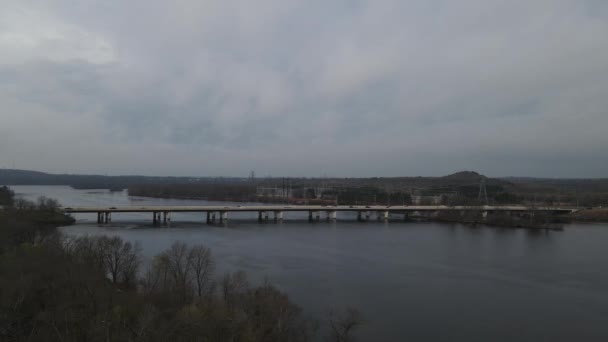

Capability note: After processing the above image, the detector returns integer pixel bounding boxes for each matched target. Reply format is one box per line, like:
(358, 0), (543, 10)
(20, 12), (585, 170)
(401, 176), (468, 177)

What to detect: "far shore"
(99, 192), (608, 228)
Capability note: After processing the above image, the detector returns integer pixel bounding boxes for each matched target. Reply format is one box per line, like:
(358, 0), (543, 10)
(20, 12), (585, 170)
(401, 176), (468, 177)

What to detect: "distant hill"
(0, 169), (242, 189)
(441, 171), (484, 181)
(0, 168), (506, 194)
(0, 169), (55, 183)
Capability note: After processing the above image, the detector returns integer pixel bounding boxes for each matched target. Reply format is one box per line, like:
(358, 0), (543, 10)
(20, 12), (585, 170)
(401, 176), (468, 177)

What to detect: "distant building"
(412, 193), (458, 205)
(411, 195), (443, 205)
(256, 187), (291, 198)
(256, 186), (336, 200)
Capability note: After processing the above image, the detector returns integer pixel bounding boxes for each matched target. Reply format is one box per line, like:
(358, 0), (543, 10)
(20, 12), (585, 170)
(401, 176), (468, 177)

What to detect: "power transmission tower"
(478, 178), (489, 205)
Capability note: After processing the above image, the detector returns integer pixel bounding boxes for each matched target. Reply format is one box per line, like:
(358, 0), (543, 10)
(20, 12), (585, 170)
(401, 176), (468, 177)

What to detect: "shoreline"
(118, 193), (600, 228)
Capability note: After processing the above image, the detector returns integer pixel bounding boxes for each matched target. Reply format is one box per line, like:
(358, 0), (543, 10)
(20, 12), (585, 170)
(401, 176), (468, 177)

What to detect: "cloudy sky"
(1, 1), (607, 178)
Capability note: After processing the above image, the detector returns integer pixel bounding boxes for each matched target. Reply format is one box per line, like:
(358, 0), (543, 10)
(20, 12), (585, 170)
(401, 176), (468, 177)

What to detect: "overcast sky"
(1, 1), (607, 178)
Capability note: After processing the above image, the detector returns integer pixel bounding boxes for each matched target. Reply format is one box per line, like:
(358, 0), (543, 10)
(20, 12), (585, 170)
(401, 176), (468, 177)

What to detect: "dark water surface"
(12, 186), (608, 341)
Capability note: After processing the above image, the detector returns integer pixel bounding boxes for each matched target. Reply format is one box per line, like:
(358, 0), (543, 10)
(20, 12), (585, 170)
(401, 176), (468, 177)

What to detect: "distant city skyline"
(1, 1), (607, 178)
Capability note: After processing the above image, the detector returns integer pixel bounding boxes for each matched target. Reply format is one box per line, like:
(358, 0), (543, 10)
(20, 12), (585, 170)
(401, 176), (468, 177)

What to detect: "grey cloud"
(1, 0), (607, 177)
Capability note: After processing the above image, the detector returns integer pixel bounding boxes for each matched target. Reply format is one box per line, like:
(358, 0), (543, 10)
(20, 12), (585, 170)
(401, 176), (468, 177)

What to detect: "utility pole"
(283, 178), (287, 204)
(478, 178), (488, 205)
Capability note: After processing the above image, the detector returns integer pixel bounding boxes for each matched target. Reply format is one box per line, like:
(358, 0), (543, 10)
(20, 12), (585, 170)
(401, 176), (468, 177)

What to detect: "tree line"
(129, 183), (257, 202)
(0, 186), (13, 206)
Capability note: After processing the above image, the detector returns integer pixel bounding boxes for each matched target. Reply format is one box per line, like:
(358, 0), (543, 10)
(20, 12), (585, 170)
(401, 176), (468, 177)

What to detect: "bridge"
(62, 205), (577, 225)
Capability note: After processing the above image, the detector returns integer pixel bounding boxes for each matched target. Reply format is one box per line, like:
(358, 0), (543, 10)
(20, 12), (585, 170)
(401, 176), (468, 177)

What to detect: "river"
(10, 185), (608, 341)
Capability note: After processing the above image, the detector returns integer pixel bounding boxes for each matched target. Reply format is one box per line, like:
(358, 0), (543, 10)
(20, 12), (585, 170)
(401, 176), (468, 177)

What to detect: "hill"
(0, 169), (241, 189)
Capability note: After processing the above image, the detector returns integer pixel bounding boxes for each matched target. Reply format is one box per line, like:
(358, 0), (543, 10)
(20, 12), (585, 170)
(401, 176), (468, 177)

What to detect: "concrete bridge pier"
(377, 210), (389, 221)
(307, 211), (321, 222)
(357, 211), (363, 222)
(375, 210), (390, 221)
(205, 212), (215, 224)
(264, 212), (270, 222)
(98, 212), (108, 224)
(274, 211), (283, 222)
(327, 211), (337, 221)
(365, 211), (370, 221)
(162, 211), (171, 225)
(153, 211), (163, 225)
(104, 212), (111, 224)
(255, 211), (270, 223)
(206, 212), (211, 224)
(219, 211), (228, 224)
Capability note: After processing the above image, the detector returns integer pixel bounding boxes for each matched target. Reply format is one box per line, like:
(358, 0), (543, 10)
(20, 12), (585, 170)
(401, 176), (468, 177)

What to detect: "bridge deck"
(62, 205), (576, 213)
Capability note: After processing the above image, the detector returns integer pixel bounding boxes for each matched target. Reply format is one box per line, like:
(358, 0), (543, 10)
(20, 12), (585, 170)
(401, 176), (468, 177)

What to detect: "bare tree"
(141, 253), (172, 294)
(163, 241), (194, 301)
(98, 236), (141, 287)
(12, 198), (35, 211)
(64, 236), (103, 269)
(243, 281), (313, 342)
(221, 271), (249, 310)
(327, 308), (364, 342)
(36, 196), (60, 212)
(188, 244), (215, 298)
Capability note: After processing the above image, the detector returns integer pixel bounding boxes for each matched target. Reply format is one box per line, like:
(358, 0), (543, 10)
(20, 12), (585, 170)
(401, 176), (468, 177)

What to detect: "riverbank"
(0, 210), (75, 225)
(568, 208), (608, 222)
(430, 209), (608, 229)
(430, 216), (564, 230)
